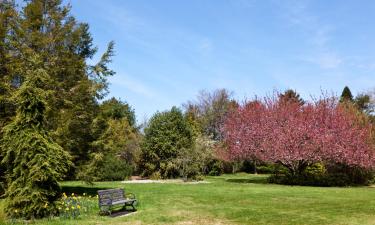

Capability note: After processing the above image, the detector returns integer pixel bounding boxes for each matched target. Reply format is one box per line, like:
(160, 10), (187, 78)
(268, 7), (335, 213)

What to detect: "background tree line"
(2, 0), (375, 219)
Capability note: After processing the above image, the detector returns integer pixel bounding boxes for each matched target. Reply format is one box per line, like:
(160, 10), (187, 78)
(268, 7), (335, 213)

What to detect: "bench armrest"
(125, 192), (136, 200)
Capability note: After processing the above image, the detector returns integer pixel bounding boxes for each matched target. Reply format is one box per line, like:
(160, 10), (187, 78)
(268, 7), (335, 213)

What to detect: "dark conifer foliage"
(279, 89), (305, 105)
(340, 86), (354, 102)
(1, 57), (71, 219)
(0, 0), (116, 177)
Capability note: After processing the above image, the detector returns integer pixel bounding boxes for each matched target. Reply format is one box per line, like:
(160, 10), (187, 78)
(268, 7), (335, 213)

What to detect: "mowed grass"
(1, 173), (375, 225)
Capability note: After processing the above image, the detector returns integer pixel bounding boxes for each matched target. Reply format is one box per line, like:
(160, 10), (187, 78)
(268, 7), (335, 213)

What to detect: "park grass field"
(1, 173), (375, 225)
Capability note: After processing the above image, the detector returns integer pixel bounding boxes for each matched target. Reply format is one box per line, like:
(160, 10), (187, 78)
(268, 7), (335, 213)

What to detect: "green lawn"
(1, 173), (375, 225)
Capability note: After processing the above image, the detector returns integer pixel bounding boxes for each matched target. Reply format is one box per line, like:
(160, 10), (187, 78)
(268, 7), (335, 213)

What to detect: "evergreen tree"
(79, 98), (139, 183)
(98, 97), (136, 127)
(17, 0), (114, 170)
(1, 57), (71, 219)
(0, 0), (116, 176)
(340, 86), (354, 102)
(279, 89), (305, 105)
(0, 0), (17, 195)
(79, 118), (137, 183)
(140, 107), (194, 178)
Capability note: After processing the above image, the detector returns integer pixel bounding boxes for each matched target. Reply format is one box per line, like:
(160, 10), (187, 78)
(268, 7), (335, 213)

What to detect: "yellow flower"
(44, 202), (48, 208)
(62, 193), (67, 198)
(83, 193), (86, 196)
(71, 206), (75, 210)
(14, 209), (18, 213)
(77, 205), (81, 209)
(71, 193), (75, 196)
(65, 207), (69, 211)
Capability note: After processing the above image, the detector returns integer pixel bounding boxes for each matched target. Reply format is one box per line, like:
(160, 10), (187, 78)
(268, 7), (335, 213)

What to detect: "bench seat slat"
(98, 188), (137, 214)
(112, 199), (136, 205)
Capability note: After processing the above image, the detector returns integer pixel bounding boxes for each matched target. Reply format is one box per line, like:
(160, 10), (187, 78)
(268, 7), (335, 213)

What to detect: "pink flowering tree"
(223, 94), (375, 176)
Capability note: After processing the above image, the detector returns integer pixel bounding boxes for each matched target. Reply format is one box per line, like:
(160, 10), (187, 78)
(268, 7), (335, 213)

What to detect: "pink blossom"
(223, 95), (375, 174)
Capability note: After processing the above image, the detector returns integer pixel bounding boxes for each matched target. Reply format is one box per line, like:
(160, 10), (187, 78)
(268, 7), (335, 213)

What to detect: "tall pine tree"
(1, 56), (71, 219)
(0, 0), (17, 195)
(0, 0), (115, 177)
(279, 89), (305, 105)
(340, 86), (354, 102)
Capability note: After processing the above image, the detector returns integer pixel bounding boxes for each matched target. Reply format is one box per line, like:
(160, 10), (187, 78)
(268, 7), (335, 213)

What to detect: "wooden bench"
(97, 188), (137, 214)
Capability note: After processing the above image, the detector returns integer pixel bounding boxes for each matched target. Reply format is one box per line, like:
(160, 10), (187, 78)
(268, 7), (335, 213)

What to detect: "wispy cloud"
(279, 0), (343, 69)
(304, 52), (342, 69)
(109, 74), (156, 99)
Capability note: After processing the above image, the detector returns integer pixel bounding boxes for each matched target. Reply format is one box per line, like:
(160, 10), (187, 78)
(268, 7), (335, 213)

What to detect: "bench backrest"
(98, 188), (125, 206)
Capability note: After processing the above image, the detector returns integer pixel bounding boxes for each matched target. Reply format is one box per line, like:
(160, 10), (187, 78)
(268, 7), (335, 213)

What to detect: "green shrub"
(160, 161), (180, 179)
(257, 165), (275, 174)
(269, 163), (374, 187)
(207, 159), (224, 176)
(150, 171), (161, 180)
(79, 153), (132, 182)
(222, 161), (237, 174)
(324, 163), (374, 186)
(236, 161), (276, 174)
(100, 155), (133, 181)
(241, 160), (255, 173)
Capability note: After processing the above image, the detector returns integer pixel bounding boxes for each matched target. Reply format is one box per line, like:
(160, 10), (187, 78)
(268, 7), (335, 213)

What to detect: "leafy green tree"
(175, 135), (217, 180)
(79, 98), (140, 182)
(340, 86), (354, 102)
(1, 58), (71, 219)
(99, 97), (136, 127)
(140, 107), (194, 178)
(81, 118), (140, 182)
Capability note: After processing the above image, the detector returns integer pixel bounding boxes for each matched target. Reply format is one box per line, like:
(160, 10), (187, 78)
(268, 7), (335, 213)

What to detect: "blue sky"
(67, 0), (375, 122)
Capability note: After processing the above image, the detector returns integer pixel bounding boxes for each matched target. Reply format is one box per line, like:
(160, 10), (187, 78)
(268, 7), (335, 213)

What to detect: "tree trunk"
(253, 160), (257, 174)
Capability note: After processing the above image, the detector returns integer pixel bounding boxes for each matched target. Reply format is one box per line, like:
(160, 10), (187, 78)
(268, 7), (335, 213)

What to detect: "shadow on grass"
(61, 186), (112, 196)
(226, 177), (269, 184)
(109, 209), (137, 218)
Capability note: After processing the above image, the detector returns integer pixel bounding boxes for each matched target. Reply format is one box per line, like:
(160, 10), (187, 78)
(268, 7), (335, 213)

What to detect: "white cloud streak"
(280, 0), (343, 69)
(109, 74), (156, 99)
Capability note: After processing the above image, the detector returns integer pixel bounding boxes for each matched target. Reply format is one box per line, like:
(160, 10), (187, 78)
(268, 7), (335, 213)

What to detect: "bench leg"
(130, 203), (136, 211)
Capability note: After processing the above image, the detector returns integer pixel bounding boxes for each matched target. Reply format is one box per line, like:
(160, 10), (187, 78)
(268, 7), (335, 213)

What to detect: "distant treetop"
(340, 86), (354, 102)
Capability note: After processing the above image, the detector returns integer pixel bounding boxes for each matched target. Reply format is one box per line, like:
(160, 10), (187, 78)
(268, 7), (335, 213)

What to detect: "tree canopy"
(140, 107), (194, 178)
(223, 94), (375, 177)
